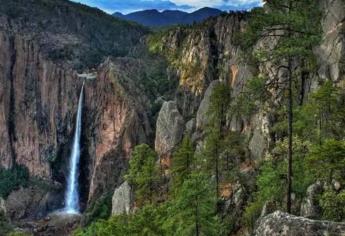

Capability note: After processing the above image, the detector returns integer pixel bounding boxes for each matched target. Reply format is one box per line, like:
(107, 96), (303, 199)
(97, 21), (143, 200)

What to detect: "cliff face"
(152, 13), (265, 165)
(1, 0), (345, 230)
(150, 13), (253, 117)
(85, 58), (151, 203)
(151, 0), (345, 234)
(0, 0), (154, 217)
(153, 0), (345, 165)
(0, 31), (80, 178)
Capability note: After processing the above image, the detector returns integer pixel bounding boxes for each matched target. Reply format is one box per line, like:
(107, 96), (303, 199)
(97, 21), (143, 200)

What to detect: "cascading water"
(64, 82), (85, 214)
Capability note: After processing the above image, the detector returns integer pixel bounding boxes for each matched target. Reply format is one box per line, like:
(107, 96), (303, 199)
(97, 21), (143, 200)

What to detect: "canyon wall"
(0, 0), (153, 218)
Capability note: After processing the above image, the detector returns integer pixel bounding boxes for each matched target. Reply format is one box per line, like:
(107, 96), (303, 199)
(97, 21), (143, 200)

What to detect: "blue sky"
(71, 0), (263, 14)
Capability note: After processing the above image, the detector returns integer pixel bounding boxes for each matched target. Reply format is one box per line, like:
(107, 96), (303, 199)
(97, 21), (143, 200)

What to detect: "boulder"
(254, 211), (345, 236)
(155, 101), (185, 159)
(111, 181), (132, 216)
(4, 186), (63, 221)
(300, 182), (324, 219)
(248, 113), (269, 160)
(5, 187), (46, 220)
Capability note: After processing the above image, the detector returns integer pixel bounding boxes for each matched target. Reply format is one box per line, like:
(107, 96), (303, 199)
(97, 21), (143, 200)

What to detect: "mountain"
(1, 0), (345, 235)
(113, 7), (224, 27)
(0, 0), (148, 69)
(0, 0), (167, 232)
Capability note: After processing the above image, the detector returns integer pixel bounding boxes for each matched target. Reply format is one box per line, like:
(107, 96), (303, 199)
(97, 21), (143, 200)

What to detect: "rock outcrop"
(155, 101), (184, 169)
(111, 181), (132, 216)
(196, 80), (220, 130)
(254, 211), (345, 236)
(317, 0), (345, 82)
(5, 186), (62, 220)
(300, 182), (324, 219)
(151, 13), (252, 117)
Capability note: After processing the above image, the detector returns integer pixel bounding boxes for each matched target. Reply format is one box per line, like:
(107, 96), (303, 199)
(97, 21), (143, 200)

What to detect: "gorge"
(0, 0), (345, 235)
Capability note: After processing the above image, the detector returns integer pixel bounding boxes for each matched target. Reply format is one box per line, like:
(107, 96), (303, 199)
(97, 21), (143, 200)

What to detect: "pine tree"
(171, 136), (195, 193)
(242, 0), (321, 213)
(164, 173), (223, 236)
(126, 144), (159, 206)
(203, 83), (231, 197)
(307, 139), (345, 184)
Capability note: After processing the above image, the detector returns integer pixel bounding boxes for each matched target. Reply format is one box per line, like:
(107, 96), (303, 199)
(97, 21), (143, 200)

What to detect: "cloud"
(71, 0), (262, 13)
(72, 0), (192, 13)
(171, 0), (262, 9)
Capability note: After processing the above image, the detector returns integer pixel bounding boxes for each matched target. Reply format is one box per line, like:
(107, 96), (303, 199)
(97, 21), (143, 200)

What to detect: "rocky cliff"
(1, 0), (345, 234)
(149, 0), (345, 234)
(0, 0), (159, 220)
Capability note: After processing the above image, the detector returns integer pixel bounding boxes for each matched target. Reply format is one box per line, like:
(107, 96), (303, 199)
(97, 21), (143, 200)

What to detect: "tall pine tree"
(203, 83), (231, 197)
(126, 144), (160, 206)
(171, 136), (195, 194)
(164, 173), (223, 236)
(242, 0), (321, 213)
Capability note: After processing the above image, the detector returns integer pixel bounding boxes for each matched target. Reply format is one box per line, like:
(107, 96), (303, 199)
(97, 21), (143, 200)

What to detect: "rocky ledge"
(254, 211), (345, 236)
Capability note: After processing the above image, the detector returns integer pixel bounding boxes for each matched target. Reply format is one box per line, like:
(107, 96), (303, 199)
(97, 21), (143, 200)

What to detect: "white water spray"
(64, 82), (84, 214)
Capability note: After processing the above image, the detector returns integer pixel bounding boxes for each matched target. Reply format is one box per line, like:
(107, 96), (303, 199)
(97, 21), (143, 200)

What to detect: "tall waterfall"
(64, 82), (84, 214)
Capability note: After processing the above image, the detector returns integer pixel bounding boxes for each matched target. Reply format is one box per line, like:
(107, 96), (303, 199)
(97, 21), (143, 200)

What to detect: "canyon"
(0, 0), (344, 235)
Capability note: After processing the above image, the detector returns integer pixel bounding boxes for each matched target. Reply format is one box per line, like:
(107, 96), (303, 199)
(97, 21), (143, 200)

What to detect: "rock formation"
(155, 101), (184, 170)
(0, 0), (153, 219)
(111, 181), (132, 216)
(254, 211), (345, 236)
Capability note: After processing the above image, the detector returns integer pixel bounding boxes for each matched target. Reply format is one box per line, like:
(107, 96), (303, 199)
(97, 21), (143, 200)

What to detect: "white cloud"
(171, 0), (262, 8)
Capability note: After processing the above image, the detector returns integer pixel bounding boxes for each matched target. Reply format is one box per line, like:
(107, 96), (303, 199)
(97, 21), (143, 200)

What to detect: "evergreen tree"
(126, 144), (160, 206)
(164, 173), (223, 236)
(307, 139), (345, 184)
(203, 83), (231, 197)
(241, 0), (321, 213)
(296, 81), (345, 144)
(171, 136), (195, 193)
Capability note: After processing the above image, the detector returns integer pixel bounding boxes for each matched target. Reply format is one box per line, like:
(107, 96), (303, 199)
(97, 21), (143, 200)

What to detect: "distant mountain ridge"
(113, 7), (224, 27)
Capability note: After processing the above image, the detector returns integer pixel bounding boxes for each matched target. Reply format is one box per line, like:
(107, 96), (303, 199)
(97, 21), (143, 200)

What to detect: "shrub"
(320, 190), (345, 222)
(0, 165), (29, 198)
(82, 193), (112, 226)
(0, 211), (12, 235)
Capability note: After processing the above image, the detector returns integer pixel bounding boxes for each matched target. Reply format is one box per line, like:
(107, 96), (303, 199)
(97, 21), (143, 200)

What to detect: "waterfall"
(64, 82), (84, 214)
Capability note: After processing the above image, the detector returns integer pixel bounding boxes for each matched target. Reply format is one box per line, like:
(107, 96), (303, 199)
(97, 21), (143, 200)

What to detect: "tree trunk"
(287, 61), (293, 214)
(215, 152), (219, 198)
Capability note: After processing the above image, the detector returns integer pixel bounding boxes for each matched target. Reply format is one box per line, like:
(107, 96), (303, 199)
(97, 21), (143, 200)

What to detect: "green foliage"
(208, 83), (231, 129)
(82, 193), (113, 226)
(74, 215), (131, 236)
(295, 81), (345, 142)
(242, 0), (321, 61)
(320, 190), (345, 222)
(243, 200), (264, 230)
(202, 83), (232, 196)
(75, 204), (168, 236)
(125, 144), (160, 206)
(171, 136), (195, 193)
(7, 232), (31, 236)
(307, 139), (345, 184)
(231, 75), (269, 118)
(164, 173), (223, 236)
(0, 211), (12, 236)
(244, 137), (312, 226)
(0, 165), (29, 198)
